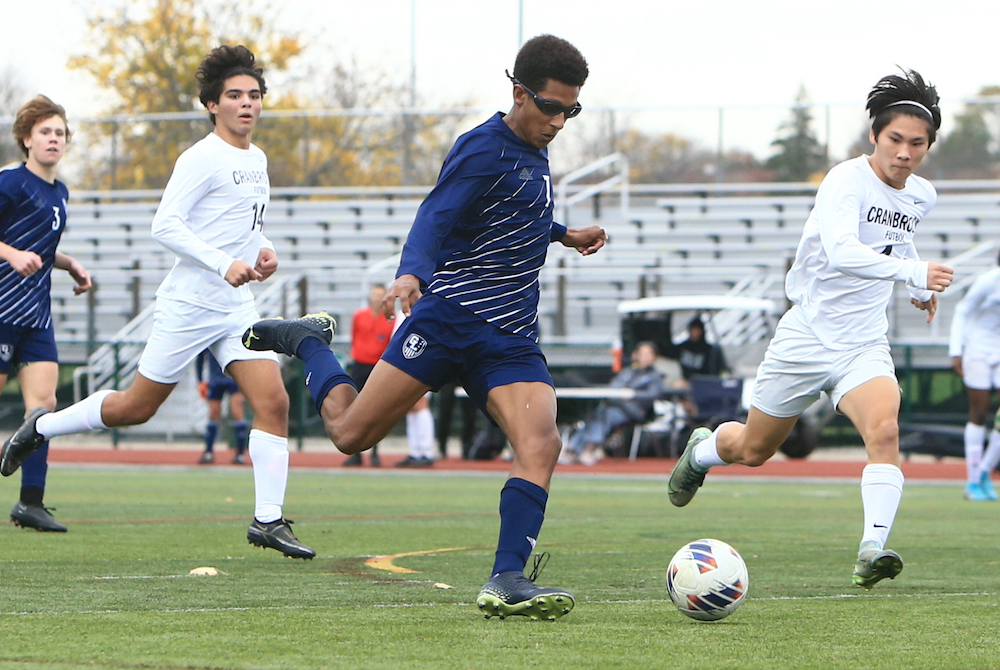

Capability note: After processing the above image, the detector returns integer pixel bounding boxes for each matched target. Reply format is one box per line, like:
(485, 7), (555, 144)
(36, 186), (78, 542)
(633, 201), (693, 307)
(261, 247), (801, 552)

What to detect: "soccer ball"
(666, 538), (748, 621)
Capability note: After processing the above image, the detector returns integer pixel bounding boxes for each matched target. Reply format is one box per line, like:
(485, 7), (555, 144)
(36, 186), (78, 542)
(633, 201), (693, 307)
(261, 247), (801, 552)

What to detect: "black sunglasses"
(506, 70), (582, 119)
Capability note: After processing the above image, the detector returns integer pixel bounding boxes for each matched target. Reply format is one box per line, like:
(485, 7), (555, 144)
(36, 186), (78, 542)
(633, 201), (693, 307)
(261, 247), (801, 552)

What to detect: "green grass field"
(1, 466), (998, 670)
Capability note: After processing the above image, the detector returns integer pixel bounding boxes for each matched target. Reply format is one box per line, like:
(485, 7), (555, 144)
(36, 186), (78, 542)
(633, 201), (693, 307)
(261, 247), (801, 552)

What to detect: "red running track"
(47, 448), (967, 480)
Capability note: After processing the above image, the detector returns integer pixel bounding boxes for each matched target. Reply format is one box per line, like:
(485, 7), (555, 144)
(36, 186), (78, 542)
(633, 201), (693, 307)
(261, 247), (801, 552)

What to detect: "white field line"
(2, 591), (992, 617)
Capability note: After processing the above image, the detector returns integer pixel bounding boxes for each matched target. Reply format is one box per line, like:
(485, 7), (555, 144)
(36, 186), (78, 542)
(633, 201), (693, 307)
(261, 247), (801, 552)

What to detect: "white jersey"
(151, 132), (274, 311)
(783, 155), (936, 350)
(948, 267), (1000, 358)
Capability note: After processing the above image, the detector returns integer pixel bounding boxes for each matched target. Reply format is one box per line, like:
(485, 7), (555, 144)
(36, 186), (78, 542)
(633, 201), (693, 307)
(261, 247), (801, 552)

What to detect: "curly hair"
(12, 95), (70, 158)
(867, 68), (941, 145)
(512, 34), (589, 93)
(196, 45), (266, 125)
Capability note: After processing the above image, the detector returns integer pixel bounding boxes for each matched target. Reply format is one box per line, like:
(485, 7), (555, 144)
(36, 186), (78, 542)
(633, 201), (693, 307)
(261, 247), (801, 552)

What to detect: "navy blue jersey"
(396, 113), (567, 342)
(0, 164), (69, 328)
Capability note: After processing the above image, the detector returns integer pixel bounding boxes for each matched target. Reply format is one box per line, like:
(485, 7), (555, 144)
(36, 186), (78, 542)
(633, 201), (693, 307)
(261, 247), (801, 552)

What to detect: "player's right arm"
(0, 240), (43, 277)
(151, 149), (258, 285)
(817, 168), (951, 291)
(385, 136), (494, 318)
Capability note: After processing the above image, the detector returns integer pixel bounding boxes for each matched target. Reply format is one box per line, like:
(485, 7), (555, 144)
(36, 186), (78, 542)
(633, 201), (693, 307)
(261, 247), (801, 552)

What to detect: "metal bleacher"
(54, 167), (1000, 374)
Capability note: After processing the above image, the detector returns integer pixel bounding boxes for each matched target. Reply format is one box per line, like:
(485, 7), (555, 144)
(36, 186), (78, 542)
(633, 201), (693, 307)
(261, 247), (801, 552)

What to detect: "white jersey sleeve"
(784, 156), (937, 349)
(152, 133), (271, 311)
(151, 148), (237, 278)
(815, 164), (928, 288)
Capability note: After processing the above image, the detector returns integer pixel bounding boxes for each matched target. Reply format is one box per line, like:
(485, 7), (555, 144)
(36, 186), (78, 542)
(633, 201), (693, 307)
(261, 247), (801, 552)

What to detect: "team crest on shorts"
(402, 334), (427, 360)
(0, 344), (11, 363)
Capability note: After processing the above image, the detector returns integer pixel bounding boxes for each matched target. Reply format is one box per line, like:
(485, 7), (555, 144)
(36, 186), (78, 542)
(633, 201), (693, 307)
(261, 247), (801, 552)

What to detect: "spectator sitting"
(672, 316), (729, 381)
(565, 341), (665, 465)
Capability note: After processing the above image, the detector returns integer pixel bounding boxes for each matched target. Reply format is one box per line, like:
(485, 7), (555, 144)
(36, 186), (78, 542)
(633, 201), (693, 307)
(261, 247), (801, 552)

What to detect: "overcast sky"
(2, 0), (997, 160)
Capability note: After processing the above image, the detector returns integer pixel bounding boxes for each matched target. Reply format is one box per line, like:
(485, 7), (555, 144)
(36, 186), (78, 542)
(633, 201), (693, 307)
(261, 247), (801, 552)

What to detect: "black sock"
(20, 486), (44, 507)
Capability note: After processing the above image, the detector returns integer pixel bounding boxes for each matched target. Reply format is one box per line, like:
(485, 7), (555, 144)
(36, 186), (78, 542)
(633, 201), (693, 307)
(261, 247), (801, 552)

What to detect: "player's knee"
(866, 417), (899, 452)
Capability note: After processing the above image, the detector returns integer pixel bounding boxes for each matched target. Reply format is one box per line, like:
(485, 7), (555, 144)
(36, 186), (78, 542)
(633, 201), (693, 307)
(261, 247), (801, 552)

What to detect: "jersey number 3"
(51, 206), (62, 231)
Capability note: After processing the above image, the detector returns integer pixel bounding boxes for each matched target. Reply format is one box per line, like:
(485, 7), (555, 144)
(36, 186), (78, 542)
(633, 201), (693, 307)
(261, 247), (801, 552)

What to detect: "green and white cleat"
(667, 427), (711, 507)
(476, 553), (574, 621)
(852, 542), (903, 590)
(242, 312), (336, 357)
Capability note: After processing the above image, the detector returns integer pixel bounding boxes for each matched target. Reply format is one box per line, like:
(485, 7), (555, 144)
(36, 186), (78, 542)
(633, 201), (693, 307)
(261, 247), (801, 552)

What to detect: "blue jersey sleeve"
(396, 134), (498, 285)
(550, 222), (567, 242)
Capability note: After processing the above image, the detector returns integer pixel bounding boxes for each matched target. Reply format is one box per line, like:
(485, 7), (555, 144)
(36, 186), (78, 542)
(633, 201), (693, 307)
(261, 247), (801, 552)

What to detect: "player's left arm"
(556, 225), (608, 256)
(54, 251), (92, 295)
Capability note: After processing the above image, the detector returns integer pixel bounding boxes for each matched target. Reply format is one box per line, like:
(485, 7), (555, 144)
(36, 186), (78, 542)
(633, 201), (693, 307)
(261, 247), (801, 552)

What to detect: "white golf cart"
(616, 294), (827, 459)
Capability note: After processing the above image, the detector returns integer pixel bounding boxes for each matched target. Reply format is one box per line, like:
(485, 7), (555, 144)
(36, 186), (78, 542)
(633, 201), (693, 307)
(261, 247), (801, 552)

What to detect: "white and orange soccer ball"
(666, 538), (748, 621)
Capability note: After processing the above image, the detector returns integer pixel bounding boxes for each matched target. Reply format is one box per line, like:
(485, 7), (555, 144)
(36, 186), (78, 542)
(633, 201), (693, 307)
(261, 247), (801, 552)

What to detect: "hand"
(910, 293), (938, 323)
(559, 225), (608, 256)
(382, 274), (422, 319)
(254, 248), (278, 281)
(926, 261), (953, 292)
(224, 260), (262, 287)
(198, 381), (209, 399)
(67, 259), (91, 295)
(950, 356), (963, 378)
(7, 249), (43, 277)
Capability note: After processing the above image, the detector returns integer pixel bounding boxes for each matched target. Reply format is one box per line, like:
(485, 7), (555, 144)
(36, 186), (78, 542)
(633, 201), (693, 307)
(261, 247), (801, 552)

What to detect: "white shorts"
(962, 351), (1000, 391)
(751, 319), (897, 419)
(137, 297), (278, 385)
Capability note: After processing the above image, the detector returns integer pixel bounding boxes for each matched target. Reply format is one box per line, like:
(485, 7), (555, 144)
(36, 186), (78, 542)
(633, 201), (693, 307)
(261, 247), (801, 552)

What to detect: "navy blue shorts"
(0, 322), (58, 375)
(381, 293), (553, 417)
(207, 377), (240, 401)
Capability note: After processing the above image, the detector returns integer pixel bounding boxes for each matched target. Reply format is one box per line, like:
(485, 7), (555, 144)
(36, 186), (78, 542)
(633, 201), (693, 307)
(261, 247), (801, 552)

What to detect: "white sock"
(415, 408), (436, 459)
(980, 430), (1000, 478)
(405, 412), (420, 457)
(36, 390), (114, 438)
(693, 425), (731, 469)
(964, 422), (987, 484)
(249, 429), (288, 523)
(860, 463), (904, 550)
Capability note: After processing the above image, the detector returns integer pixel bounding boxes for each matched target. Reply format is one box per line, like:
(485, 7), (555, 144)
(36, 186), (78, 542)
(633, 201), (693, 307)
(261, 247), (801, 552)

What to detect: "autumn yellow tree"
(69, 0), (302, 189)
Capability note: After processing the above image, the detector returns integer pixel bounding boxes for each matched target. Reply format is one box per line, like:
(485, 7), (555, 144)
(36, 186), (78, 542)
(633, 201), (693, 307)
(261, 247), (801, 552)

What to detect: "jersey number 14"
(251, 202), (266, 231)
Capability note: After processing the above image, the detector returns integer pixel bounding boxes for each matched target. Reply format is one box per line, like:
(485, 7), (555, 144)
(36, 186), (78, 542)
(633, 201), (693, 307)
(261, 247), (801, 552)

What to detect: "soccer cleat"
(667, 427), (711, 507)
(231, 452), (248, 465)
(964, 482), (989, 502)
(342, 453), (363, 467)
(395, 455), (433, 468)
(476, 553), (574, 621)
(242, 312), (336, 357)
(979, 471), (998, 501)
(852, 543), (903, 590)
(369, 452), (382, 467)
(198, 451), (215, 464)
(1, 408), (51, 477)
(10, 501), (67, 532)
(247, 518), (316, 559)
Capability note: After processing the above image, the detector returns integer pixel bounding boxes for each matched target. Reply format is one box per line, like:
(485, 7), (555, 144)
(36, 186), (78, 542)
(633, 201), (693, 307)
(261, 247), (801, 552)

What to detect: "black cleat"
(198, 451), (215, 464)
(242, 312), (336, 357)
(476, 553), (575, 621)
(10, 501), (67, 532)
(247, 518), (316, 559)
(231, 452), (248, 465)
(1, 408), (50, 477)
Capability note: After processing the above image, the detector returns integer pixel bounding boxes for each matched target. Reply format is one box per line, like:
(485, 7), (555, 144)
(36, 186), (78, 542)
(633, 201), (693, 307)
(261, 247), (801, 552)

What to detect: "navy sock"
(20, 441), (49, 491)
(298, 337), (356, 414)
(491, 477), (548, 577)
(204, 422), (218, 452)
(233, 421), (248, 453)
